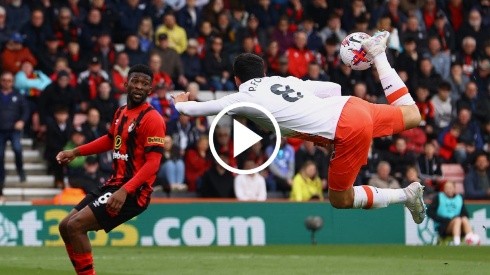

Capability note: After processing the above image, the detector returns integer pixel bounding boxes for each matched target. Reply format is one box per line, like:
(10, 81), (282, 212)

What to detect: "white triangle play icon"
(233, 119), (263, 158)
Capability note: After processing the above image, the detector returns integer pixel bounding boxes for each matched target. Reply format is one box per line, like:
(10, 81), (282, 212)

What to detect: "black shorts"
(74, 185), (148, 233)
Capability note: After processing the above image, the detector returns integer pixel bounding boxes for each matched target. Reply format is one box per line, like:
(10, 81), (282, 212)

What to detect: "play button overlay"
(209, 102), (281, 175)
(233, 119), (263, 157)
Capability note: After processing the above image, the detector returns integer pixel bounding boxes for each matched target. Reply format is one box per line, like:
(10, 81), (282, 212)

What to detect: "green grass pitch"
(0, 245), (489, 275)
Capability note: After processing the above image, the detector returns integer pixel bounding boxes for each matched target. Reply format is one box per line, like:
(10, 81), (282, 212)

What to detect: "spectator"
(272, 16), (294, 54)
(458, 9), (489, 51)
(235, 14), (267, 55)
(167, 114), (201, 153)
(411, 57), (442, 96)
(265, 40), (281, 75)
(150, 83), (178, 123)
(295, 141), (328, 187)
(145, 0), (173, 27)
(401, 166), (425, 190)
(368, 161), (401, 189)
(123, 34), (147, 67)
(301, 17), (323, 52)
(266, 137), (295, 193)
(0, 71), (28, 202)
(1, 32), (37, 74)
(44, 106), (72, 188)
(427, 36), (451, 79)
(290, 160), (323, 202)
(181, 38), (208, 89)
(199, 152), (235, 198)
(214, 126), (236, 166)
(68, 156), (106, 195)
(399, 126), (428, 154)
(150, 33), (187, 88)
(456, 36), (478, 77)
(431, 81), (453, 133)
(20, 8), (53, 57)
(229, 4), (248, 32)
(92, 31), (116, 73)
(385, 137), (418, 182)
(445, 0), (466, 33)
(428, 10), (456, 52)
(428, 181), (474, 245)
(117, 0), (146, 41)
(203, 37), (235, 91)
(137, 17), (154, 53)
(341, 0), (367, 32)
(14, 60), (51, 98)
(464, 152), (490, 199)
(450, 108), (484, 160)
(157, 136), (186, 192)
(447, 62), (469, 105)
(111, 52), (130, 98)
(396, 38), (418, 89)
(215, 11), (234, 48)
(38, 70), (77, 126)
(201, 0), (225, 26)
(316, 36), (341, 77)
(6, 0), (30, 32)
(63, 130), (87, 178)
(49, 57), (77, 88)
(52, 7), (80, 52)
(66, 40), (87, 75)
(414, 85), (435, 133)
(0, 6), (11, 49)
(90, 81), (119, 128)
(177, 0), (202, 39)
(319, 13), (346, 43)
(438, 123), (461, 162)
(456, 81), (479, 114)
(37, 34), (66, 76)
(285, 31), (314, 78)
(473, 59), (490, 100)
(148, 53), (173, 90)
(80, 8), (107, 51)
(77, 56), (110, 112)
(421, 0), (439, 33)
(155, 12), (188, 54)
(250, 0), (279, 31)
(184, 135), (212, 192)
(234, 160), (267, 201)
(81, 107), (107, 143)
(67, 0), (88, 26)
(401, 15), (427, 53)
(417, 142), (443, 188)
(285, 0), (304, 30)
(90, 0), (119, 35)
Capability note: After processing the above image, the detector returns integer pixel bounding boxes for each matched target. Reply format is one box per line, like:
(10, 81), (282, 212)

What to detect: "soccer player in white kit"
(174, 31), (426, 224)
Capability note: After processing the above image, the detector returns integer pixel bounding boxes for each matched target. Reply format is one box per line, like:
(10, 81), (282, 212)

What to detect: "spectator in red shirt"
(52, 7), (80, 51)
(149, 53), (173, 90)
(439, 124), (461, 162)
(185, 135), (212, 192)
(285, 30), (314, 78)
(1, 32), (37, 74)
(50, 57), (77, 88)
(415, 85), (436, 137)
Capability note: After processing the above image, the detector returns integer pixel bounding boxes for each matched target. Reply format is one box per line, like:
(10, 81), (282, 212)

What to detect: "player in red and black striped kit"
(56, 64), (165, 275)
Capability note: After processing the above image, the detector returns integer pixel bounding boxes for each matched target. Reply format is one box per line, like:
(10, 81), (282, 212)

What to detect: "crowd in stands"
(0, 0), (489, 203)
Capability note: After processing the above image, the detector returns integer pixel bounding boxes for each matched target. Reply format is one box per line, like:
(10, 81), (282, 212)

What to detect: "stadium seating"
(441, 164), (465, 195)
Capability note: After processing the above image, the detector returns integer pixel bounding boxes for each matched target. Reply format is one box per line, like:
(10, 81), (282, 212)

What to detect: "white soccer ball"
(340, 32), (373, 71)
(464, 232), (481, 246)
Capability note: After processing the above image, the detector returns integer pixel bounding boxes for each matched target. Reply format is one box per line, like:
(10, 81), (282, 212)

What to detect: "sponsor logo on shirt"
(114, 135), (122, 149)
(113, 151), (128, 161)
(147, 137), (165, 145)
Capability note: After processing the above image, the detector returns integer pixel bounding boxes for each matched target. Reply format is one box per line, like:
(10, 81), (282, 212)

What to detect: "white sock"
(379, 68), (415, 106)
(373, 52), (392, 79)
(353, 185), (407, 209)
(454, 236), (461, 245)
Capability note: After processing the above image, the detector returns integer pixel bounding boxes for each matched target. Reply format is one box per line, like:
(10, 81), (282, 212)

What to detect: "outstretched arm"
(56, 135), (113, 165)
(173, 91), (247, 116)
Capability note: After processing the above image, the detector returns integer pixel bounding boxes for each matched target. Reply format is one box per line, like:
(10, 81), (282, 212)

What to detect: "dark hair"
(128, 64), (153, 81)
(233, 53), (266, 83)
(438, 81), (451, 91)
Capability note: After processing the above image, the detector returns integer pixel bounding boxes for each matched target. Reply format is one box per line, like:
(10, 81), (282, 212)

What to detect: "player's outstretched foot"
(404, 182), (426, 224)
(361, 30), (390, 57)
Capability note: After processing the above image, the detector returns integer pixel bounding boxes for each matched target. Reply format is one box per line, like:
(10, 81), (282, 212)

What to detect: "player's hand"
(107, 188), (127, 214)
(56, 149), (79, 165)
(172, 91), (190, 104)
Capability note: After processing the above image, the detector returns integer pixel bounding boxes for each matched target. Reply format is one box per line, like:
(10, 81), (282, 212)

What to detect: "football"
(340, 32), (373, 70)
(464, 232), (481, 246)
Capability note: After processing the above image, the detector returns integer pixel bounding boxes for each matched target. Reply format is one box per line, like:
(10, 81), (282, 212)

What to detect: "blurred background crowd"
(0, 0), (489, 203)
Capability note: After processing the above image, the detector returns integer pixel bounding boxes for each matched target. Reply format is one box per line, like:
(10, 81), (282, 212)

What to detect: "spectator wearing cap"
(155, 12), (188, 54)
(37, 34), (67, 76)
(181, 38), (208, 89)
(428, 10), (456, 52)
(0, 6), (11, 49)
(90, 81), (119, 128)
(111, 52), (130, 98)
(20, 8), (54, 57)
(39, 70), (77, 127)
(0, 32), (37, 74)
(137, 16), (154, 53)
(177, 0), (202, 39)
(123, 34), (147, 67)
(117, 0), (146, 42)
(77, 56), (110, 112)
(52, 7), (80, 51)
(150, 33), (188, 88)
(6, 0), (30, 32)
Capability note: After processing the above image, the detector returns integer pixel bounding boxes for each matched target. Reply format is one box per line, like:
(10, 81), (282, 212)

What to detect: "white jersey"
(175, 76), (350, 143)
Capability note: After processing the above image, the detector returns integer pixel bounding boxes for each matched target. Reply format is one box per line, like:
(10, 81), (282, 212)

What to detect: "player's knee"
(328, 193), (353, 209)
(453, 217), (462, 223)
(402, 105), (421, 129)
(66, 217), (84, 236)
(59, 218), (69, 236)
